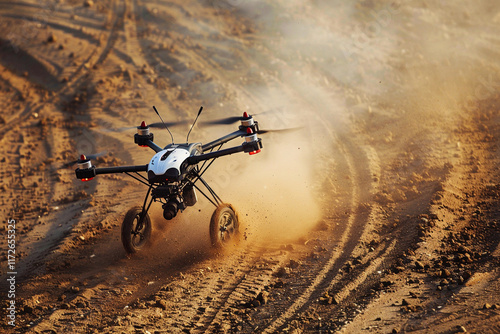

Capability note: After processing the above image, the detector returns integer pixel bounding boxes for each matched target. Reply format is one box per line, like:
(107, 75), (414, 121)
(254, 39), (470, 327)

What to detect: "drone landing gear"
(121, 206), (152, 254)
(210, 203), (240, 249)
(189, 171), (240, 248)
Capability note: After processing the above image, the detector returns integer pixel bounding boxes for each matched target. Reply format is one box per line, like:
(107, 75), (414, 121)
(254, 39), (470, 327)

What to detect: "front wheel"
(121, 206), (152, 254)
(210, 203), (239, 249)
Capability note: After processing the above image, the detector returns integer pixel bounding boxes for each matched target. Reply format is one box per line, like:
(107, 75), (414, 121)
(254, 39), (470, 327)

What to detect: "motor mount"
(75, 155), (96, 181)
(243, 128), (262, 155)
(240, 112), (254, 127)
(135, 121), (154, 147)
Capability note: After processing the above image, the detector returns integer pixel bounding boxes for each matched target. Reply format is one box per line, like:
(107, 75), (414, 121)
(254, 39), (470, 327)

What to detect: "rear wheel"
(210, 203), (239, 249)
(121, 206), (152, 254)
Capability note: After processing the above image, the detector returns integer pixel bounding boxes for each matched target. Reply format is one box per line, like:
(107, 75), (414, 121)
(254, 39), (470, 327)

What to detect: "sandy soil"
(0, 0), (499, 333)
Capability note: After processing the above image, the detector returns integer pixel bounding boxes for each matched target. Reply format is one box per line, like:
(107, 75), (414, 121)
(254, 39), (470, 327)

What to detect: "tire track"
(0, 0), (128, 281)
(261, 130), (375, 333)
(197, 249), (289, 333)
(0, 0), (122, 134)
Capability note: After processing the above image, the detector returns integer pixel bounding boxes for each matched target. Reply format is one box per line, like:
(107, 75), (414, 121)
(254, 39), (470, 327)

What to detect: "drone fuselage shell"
(148, 148), (190, 183)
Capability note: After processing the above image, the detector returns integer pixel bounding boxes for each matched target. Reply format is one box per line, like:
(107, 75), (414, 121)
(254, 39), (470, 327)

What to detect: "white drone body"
(148, 147), (188, 182)
(147, 144), (202, 183)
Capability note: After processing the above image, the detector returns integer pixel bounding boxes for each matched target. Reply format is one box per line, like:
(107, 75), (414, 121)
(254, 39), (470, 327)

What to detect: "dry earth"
(0, 0), (499, 333)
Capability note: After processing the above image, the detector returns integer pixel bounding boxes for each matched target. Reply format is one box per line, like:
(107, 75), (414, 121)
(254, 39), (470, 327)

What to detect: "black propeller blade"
(255, 127), (303, 134)
(63, 152), (107, 168)
(148, 120), (191, 128)
(202, 116), (246, 125)
(201, 109), (282, 126)
(109, 120), (190, 132)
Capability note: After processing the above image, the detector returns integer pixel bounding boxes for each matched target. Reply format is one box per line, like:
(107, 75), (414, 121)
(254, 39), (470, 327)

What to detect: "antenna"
(186, 106), (203, 143)
(152, 105), (174, 144)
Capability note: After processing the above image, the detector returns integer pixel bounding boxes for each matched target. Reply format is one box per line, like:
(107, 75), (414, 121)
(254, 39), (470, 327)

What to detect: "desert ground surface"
(0, 0), (499, 333)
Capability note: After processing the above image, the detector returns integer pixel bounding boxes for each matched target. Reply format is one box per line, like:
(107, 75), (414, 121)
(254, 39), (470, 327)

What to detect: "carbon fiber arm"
(75, 164), (148, 180)
(187, 139), (262, 165)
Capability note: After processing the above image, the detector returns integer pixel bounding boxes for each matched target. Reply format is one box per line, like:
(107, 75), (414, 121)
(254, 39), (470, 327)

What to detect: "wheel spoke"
(122, 206), (152, 254)
(131, 215), (146, 246)
(219, 213), (234, 241)
(225, 216), (233, 228)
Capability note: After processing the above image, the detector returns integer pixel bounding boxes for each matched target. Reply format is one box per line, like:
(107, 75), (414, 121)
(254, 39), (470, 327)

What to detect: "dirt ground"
(0, 0), (499, 333)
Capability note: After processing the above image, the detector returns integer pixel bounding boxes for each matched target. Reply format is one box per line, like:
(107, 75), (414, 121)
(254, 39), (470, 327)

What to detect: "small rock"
(84, 0), (94, 7)
(462, 271), (472, 281)
(275, 267), (290, 277)
(289, 259), (301, 269)
(440, 269), (451, 278)
(381, 280), (394, 288)
(319, 291), (337, 305)
(273, 279), (284, 288)
(23, 305), (34, 314)
(456, 325), (467, 332)
(483, 303), (492, 309)
(75, 300), (86, 308)
(394, 266), (405, 273)
(463, 253), (473, 263)
(457, 245), (471, 254)
(156, 299), (167, 310)
(415, 261), (424, 270)
(257, 291), (269, 305)
(402, 299), (410, 306)
(47, 33), (56, 43)
(401, 305), (418, 313)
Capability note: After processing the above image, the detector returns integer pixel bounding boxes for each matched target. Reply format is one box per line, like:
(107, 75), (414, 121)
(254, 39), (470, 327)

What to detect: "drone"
(75, 106), (286, 255)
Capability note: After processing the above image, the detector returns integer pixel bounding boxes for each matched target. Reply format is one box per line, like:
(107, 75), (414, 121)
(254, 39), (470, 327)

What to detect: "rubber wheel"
(210, 203), (239, 248)
(121, 206), (152, 254)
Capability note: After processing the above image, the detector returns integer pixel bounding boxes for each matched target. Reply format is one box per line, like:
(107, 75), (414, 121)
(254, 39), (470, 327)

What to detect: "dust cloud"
(237, 0), (500, 143)
(205, 0), (500, 246)
(147, 0), (500, 249)
(217, 130), (322, 245)
(377, 1), (500, 131)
